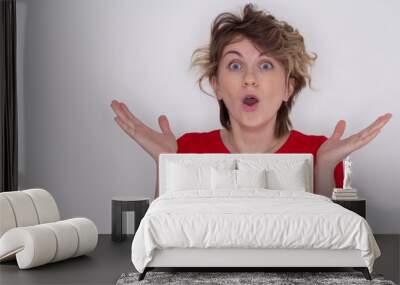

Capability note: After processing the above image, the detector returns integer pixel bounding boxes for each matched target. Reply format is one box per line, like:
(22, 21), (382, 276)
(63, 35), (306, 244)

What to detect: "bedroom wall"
(16, 0), (400, 234)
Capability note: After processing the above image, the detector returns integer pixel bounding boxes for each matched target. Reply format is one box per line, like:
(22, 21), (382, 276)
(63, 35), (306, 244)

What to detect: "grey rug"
(116, 271), (397, 285)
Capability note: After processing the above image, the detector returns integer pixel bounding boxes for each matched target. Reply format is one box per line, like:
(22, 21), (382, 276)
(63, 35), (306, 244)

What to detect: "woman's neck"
(221, 117), (287, 153)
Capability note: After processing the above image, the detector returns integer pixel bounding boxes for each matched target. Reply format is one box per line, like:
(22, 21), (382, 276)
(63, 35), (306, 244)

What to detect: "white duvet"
(131, 189), (381, 273)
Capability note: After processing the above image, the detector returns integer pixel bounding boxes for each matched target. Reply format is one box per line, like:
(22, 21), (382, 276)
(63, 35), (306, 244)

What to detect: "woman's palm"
(110, 100), (177, 162)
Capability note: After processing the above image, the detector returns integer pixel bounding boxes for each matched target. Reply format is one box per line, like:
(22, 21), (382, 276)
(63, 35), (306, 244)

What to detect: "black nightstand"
(332, 198), (366, 219)
(111, 196), (149, 242)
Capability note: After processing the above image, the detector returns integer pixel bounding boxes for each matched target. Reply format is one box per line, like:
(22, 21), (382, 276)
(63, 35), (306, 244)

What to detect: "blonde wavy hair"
(190, 3), (317, 138)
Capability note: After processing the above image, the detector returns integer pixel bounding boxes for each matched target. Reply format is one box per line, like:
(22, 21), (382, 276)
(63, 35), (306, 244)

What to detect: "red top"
(177, 129), (344, 191)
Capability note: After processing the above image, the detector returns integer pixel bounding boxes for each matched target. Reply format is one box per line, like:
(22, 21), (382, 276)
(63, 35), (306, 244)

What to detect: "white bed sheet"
(131, 189), (381, 273)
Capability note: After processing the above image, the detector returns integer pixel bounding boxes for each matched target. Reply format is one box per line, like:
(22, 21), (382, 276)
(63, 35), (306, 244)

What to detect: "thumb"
(158, 115), (173, 135)
(331, 120), (346, 140)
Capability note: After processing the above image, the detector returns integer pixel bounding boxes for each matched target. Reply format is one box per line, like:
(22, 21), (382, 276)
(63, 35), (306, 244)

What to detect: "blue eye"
(228, 61), (273, 71)
(229, 62), (241, 70)
(260, 62), (273, 70)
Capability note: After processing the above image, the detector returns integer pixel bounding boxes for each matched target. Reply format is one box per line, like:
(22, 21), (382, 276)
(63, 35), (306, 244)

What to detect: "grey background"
(16, 0), (399, 234)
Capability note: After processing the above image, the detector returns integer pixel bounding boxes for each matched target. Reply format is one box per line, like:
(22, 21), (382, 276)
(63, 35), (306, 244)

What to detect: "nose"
(243, 81), (257, 87)
(242, 71), (258, 87)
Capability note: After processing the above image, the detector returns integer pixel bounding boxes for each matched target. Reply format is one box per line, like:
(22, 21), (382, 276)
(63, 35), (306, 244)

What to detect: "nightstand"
(332, 198), (366, 219)
(111, 196), (149, 242)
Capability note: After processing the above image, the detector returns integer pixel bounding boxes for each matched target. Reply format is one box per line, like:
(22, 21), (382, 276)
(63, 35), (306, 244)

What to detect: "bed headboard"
(159, 153), (314, 195)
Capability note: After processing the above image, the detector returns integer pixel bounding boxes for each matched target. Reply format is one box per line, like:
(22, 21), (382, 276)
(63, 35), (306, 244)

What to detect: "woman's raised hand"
(316, 113), (392, 167)
(110, 100), (178, 162)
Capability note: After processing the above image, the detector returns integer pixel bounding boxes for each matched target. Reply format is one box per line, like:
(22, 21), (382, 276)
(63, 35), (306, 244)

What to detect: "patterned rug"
(116, 271), (397, 285)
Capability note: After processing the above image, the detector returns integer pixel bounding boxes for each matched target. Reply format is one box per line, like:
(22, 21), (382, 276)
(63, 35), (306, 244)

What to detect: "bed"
(131, 153), (381, 281)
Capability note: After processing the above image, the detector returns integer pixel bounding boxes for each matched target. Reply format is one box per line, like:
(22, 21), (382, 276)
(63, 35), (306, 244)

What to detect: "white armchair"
(0, 188), (98, 269)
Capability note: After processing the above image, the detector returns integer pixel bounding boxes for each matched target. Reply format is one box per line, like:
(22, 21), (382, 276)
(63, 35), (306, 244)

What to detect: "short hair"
(190, 3), (317, 138)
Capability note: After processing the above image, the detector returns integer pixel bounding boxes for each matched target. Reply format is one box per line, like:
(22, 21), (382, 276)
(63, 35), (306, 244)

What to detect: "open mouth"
(242, 95), (259, 111)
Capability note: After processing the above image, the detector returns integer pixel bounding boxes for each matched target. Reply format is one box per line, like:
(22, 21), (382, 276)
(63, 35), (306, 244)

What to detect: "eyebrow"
(222, 50), (269, 59)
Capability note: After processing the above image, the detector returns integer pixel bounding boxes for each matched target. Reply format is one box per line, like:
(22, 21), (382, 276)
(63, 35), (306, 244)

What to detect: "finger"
(120, 102), (144, 126)
(158, 115), (173, 135)
(360, 113), (392, 137)
(383, 112), (393, 120)
(379, 113), (392, 126)
(110, 100), (121, 112)
(112, 102), (141, 132)
(368, 114), (390, 132)
(330, 120), (346, 140)
(111, 101), (132, 125)
(348, 113), (391, 145)
(351, 128), (381, 152)
(114, 116), (135, 136)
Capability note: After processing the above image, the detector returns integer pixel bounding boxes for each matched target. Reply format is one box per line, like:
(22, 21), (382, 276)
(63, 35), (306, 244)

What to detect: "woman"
(110, 4), (391, 199)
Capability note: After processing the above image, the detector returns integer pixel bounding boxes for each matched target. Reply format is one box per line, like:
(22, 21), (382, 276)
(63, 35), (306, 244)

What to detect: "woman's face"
(211, 36), (294, 129)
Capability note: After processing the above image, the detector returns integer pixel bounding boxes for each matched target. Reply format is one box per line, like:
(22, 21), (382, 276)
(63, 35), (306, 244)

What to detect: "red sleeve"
(176, 133), (190, 153)
(316, 136), (344, 189)
(177, 133), (201, 153)
(334, 160), (344, 188)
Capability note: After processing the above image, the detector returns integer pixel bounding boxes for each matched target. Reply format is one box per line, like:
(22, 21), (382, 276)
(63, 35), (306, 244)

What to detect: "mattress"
(131, 189), (381, 273)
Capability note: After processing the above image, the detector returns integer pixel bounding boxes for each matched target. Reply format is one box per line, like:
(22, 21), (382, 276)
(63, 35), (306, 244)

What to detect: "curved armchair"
(0, 188), (97, 269)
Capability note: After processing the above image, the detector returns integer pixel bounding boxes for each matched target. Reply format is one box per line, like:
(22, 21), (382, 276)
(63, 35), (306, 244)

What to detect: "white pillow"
(236, 169), (268, 188)
(211, 168), (236, 190)
(166, 162), (211, 191)
(265, 162), (307, 191)
(169, 159), (236, 171)
(237, 159), (308, 191)
(211, 168), (268, 190)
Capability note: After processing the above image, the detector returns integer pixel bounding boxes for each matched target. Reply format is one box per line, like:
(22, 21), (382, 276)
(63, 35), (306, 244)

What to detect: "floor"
(0, 234), (399, 285)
